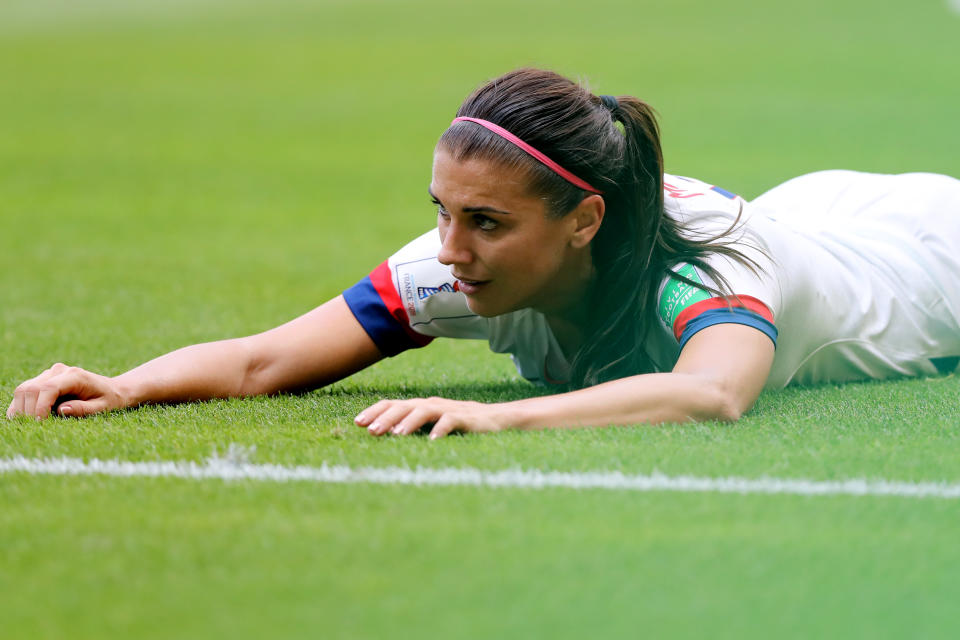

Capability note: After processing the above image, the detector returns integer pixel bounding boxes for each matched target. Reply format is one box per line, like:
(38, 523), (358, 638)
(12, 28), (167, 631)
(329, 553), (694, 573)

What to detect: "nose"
(437, 219), (473, 266)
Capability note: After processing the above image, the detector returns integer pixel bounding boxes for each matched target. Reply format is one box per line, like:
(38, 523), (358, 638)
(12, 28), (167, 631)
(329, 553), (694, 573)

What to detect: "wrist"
(110, 373), (142, 409)
(497, 398), (538, 431)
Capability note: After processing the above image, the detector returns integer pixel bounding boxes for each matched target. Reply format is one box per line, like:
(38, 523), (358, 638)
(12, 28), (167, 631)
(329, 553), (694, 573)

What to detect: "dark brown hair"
(439, 68), (754, 387)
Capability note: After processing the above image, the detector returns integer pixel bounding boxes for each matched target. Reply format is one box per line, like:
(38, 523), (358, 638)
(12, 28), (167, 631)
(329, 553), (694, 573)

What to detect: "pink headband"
(451, 116), (603, 194)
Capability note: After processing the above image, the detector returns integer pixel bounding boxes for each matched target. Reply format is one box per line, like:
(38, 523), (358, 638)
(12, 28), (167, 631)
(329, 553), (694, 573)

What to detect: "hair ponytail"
(569, 95), (667, 385)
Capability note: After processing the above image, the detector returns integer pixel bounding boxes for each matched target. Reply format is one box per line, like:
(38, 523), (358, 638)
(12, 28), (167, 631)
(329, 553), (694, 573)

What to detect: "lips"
(453, 274), (490, 294)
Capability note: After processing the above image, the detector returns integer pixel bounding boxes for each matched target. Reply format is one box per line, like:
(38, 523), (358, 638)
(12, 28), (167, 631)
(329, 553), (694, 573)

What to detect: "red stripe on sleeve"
(368, 261), (432, 347)
(673, 295), (774, 342)
(369, 261), (407, 323)
(733, 295), (775, 324)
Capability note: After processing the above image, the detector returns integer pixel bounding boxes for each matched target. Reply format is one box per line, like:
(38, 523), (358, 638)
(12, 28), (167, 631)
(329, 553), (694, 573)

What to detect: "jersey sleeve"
(342, 229), (488, 357)
(658, 262), (778, 350)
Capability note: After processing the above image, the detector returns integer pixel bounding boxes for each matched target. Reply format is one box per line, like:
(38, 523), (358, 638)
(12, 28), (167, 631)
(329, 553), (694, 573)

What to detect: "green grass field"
(2, 1), (960, 638)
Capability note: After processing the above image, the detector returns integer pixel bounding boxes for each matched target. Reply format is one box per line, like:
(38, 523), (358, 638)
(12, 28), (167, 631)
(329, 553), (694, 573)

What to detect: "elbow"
(714, 396), (742, 423)
(703, 380), (748, 423)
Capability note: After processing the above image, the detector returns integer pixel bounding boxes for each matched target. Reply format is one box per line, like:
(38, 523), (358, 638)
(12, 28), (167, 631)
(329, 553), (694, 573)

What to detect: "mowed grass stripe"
(4, 455), (960, 499)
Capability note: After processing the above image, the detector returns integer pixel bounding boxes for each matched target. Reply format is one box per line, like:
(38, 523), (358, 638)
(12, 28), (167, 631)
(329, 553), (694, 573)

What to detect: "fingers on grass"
(364, 407), (397, 435)
(369, 404), (416, 436)
(429, 415), (458, 440)
(22, 389), (40, 419)
(356, 400), (391, 428)
(392, 407), (436, 436)
(35, 388), (62, 419)
(9, 364), (73, 419)
(59, 399), (106, 418)
(22, 374), (70, 419)
(10, 388), (25, 418)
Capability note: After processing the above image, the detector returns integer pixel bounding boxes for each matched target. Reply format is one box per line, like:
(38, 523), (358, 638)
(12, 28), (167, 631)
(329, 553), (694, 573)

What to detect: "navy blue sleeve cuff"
(677, 307), (778, 350)
(343, 276), (426, 357)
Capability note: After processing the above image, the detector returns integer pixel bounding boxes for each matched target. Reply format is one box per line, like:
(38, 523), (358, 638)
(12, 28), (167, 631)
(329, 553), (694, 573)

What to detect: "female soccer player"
(7, 69), (960, 437)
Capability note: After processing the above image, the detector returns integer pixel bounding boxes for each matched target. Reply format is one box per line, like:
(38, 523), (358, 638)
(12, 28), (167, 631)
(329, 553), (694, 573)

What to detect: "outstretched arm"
(356, 323), (774, 438)
(7, 296), (383, 419)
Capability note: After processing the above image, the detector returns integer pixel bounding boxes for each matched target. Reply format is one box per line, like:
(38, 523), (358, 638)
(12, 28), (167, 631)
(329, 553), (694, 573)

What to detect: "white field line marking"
(2, 455), (960, 499)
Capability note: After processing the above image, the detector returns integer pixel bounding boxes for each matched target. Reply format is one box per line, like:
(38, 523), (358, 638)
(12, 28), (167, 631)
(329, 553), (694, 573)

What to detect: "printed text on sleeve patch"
(658, 264), (711, 328)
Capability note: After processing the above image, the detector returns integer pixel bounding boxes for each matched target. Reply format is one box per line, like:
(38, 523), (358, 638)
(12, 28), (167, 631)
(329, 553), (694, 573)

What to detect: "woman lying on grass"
(8, 68), (960, 437)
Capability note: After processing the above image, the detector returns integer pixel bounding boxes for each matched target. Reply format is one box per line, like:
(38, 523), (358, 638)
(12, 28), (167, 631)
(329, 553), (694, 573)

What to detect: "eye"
(473, 214), (498, 231)
(431, 198), (449, 219)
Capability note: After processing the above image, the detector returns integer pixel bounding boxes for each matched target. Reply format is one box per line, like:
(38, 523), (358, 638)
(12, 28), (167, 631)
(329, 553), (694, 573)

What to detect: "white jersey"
(343, 170), (960, 387)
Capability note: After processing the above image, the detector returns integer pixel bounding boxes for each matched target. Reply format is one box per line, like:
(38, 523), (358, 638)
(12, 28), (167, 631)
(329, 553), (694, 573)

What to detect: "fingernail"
(355, 412), (367, 424)
(368, 421), (380, 433)
(391, 426), (403, 435)
(59, 405), (71, 416)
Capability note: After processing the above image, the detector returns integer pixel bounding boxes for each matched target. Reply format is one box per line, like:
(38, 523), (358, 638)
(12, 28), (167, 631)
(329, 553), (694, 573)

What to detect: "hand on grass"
(7, 363), (126, 420)
(355, 397), (510, 439)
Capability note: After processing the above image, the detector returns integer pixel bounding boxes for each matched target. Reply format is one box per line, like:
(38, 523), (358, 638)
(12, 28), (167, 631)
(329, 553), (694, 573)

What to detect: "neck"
(537, 250), (596, 356)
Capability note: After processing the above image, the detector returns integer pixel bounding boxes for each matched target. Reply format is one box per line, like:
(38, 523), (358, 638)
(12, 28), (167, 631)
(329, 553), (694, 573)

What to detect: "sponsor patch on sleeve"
(658, 264), (712, 328)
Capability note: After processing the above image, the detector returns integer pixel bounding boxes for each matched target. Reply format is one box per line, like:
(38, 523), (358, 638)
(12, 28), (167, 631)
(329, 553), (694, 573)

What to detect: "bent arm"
(505, 324), (774, 429)
(9, 296), (383, 419)
(359, 323), (774, 437)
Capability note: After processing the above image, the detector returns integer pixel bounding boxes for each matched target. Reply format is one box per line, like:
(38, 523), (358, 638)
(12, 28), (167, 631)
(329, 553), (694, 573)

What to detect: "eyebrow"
(429, 188), (513, 215)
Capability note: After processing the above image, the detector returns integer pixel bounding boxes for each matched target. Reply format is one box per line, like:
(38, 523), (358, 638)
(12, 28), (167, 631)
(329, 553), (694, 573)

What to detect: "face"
(430, 148), (596, 318)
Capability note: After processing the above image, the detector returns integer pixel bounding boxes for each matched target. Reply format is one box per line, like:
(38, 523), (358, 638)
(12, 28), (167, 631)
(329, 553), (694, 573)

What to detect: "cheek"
(519, 235), (568, 275)
(483, 221), (570, 281)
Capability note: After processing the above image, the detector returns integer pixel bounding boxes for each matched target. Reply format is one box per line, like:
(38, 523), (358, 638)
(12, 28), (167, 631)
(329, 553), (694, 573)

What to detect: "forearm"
(112, 297), (384, 409)
(112, 338), (255, 408)
(10, 297), (385, 420)
(359, 369), (747, 438)
(503, 372), (742, 431)
(360, 326), (772, 439)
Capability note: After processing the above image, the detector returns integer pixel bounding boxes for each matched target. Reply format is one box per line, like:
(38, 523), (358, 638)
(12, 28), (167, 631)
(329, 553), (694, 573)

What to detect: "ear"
(568, 194), (605, 249)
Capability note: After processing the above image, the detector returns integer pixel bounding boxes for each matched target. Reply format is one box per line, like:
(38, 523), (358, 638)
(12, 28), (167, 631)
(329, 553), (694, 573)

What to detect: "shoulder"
(386, 228), (442, 265)
(663, 173), (746, 224)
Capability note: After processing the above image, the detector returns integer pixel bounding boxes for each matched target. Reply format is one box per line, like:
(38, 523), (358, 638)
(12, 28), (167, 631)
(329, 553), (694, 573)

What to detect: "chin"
(464, 300), (501, 318)
(463, 296), (518, 318)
